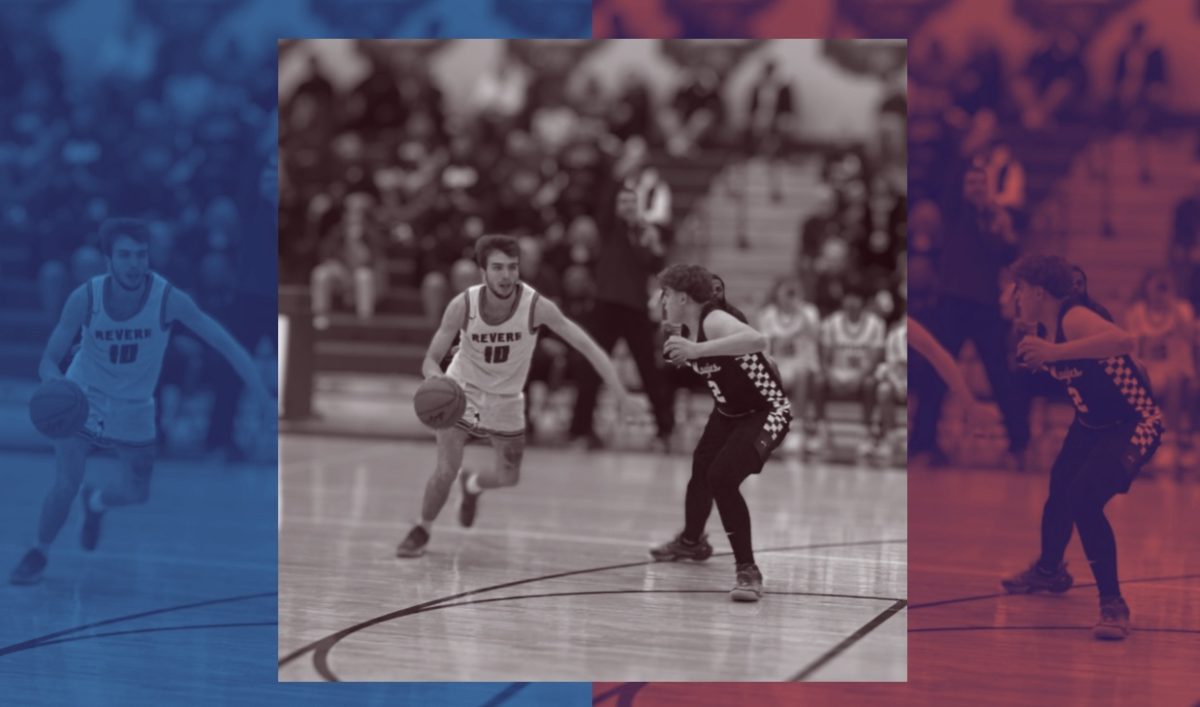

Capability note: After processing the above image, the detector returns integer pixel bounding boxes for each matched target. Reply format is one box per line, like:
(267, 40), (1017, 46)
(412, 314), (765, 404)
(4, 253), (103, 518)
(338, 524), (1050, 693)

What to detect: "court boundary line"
(0, 591), (275, 657)
(788, 598), (908, 681)
(277, 538), (907, 680)
(6, 621), (278, 652)
(299, 589), (903, 682)
(912, 625), (1200, 634)
(909, 572), (1200, 610)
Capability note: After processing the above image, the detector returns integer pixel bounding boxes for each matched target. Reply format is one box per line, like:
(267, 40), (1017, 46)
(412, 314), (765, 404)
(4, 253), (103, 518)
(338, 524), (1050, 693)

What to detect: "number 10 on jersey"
(484, 345), (510, 364)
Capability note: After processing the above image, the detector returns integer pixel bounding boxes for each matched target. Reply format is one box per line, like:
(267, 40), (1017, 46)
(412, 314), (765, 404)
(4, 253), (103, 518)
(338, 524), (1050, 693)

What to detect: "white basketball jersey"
(446, 283), (540, 396)
(1125, 299), (1193, 366)
(884, 320), (907, 386)
(67, 273), (173, 401)
(823, 311), (885, 376)
(759, 303), (820, 361)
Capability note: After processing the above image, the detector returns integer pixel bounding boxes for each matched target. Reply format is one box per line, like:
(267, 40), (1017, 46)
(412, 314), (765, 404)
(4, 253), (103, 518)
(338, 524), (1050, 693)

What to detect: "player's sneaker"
(80, 485), (104, 552)
(1001, 560), (1074, 594)
(730, 562), (764, 602)
(458, 470), (480, 528)
(650, 533), (714, 562)
(1093, 596), (1131, 640)
(396, 525), (430, 558)
(9, 548), (47, 585)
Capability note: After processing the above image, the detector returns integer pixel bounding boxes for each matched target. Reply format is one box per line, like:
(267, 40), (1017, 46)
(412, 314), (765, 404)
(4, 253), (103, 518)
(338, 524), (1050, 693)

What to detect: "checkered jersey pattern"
(1102, 356), (1164, 456)
(738, 353), (792, 442)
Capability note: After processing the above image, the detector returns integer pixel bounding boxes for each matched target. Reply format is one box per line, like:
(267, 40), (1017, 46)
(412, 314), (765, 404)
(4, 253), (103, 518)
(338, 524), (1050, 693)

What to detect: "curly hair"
(658, 263), (714, 303)
(475, 234), (520, 268)
(98, 218), (151, 257)
(1011, 254), (1074, 299)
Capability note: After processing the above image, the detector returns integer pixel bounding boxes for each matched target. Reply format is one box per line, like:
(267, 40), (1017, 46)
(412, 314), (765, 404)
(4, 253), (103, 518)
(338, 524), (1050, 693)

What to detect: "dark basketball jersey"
(1046, 301), (1161, 429)
(688, 303), (789, 417)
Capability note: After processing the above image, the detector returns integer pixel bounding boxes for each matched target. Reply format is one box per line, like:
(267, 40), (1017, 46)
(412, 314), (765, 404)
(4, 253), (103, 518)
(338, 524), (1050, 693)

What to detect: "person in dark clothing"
(649, 264), (790, 603)
(1000, 255), (1162, 641)
(911, 165), (1029, 466)
(569, 187), (674, 449)
(1169, 163), (1200, 310)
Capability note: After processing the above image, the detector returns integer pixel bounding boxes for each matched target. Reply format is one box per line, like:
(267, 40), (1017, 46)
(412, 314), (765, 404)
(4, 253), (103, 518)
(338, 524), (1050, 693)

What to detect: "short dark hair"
(659, 263), (713, 303)
(474, 234), (520, 268)
(1012, 254), (1074, 299)
(99, 218), (151, 256)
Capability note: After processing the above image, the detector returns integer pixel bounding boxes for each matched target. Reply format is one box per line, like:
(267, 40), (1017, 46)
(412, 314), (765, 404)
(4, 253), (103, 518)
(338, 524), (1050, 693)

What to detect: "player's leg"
(1001, 424), (1089, 594)
(77, 442), (155, 552)
(456, 430), (524, 528)
(396, 424), (472, 558)
(10, 435), (92, 584)
(1068, 423), (1154, 640)
(707, 409), (790, 601)
(650, 412), (726, 561)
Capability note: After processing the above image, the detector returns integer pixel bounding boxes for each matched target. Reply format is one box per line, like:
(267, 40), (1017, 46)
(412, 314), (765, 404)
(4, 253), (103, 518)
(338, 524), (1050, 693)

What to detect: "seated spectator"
(875, 314), (908, 460)
(807, 288), (886, 457)
(757, 277), (821, 453)
(1124, 269), (1195, 469)
(311, 192), (385, 329)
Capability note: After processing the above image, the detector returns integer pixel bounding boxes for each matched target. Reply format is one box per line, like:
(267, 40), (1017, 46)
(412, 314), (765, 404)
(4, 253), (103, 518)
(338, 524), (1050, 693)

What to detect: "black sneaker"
(1001, 560), (1074, 594)
(458, 471), (479, 528)
(80, 485), (103, 552)
(731, 562), (764, 602)
(9, 548), (47, 585)
(1094, 596), (1131, 640)
(649, 533), (714, 562)
(396, 525), (430, 558)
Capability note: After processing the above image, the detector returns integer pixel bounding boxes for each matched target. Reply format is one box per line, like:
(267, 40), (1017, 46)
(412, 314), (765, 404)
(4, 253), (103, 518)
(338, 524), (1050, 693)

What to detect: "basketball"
(413, 376), (466, 430)
(29, 378), (89, 439)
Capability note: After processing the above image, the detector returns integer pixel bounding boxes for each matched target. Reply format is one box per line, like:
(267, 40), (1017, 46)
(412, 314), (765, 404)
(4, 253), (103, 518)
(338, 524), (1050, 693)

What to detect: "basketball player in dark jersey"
(649, 264), (791, 602)
(1001, 255), (1163, 640)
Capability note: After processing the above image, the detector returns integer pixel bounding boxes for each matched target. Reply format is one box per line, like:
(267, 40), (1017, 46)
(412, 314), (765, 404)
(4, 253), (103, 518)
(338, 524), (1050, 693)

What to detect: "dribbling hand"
(663, 336), (697, 366)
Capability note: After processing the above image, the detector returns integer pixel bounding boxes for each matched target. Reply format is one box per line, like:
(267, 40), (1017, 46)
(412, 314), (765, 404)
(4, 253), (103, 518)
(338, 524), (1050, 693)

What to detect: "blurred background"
(596, 0), (1200, 478)
(278, 38), (907, 465)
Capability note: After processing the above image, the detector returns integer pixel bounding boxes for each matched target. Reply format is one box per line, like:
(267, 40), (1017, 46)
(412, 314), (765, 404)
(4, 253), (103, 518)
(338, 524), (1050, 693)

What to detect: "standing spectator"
(1012, 29), (1090, 132)
(569, 186), (672, 450)
(911, 165), (1028, 468)
(664, 67), (724, 157)
(1170, 162), (1200, 312)
(1107, 20), (1168, 185)
(744, 58), (795, 203)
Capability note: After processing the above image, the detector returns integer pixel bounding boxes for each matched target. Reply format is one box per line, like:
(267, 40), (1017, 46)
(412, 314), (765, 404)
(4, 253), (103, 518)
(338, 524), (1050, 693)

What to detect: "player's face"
(842, 295), (864, 319)
(661, 287), (685, 324)
(1013, 280), (1044, 325)
(108, 236), (149, 291)
(711, 277), (724, 302)
(483, 252), (519, 299)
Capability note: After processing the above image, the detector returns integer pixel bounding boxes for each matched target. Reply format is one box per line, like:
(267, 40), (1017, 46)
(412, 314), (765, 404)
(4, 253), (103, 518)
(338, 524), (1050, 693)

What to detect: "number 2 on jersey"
(109, 344), (139, 365)
(484, 345), (510, 364)
(706, 379), (727, 404)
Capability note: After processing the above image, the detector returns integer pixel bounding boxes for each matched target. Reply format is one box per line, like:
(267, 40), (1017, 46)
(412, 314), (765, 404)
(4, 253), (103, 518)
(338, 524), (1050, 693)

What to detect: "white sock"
(89, 489), (106, 513)
(465, 472), (483, 495)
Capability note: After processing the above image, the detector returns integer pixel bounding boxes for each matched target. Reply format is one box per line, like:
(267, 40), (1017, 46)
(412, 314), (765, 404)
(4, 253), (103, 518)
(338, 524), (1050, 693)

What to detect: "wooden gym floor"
(591, 465), (1200, 705)
(278, 434), (907, 682)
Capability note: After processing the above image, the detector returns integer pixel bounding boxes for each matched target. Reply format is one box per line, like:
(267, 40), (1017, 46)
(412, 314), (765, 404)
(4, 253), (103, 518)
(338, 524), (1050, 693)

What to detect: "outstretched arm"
(908, 316), (974, 401)
(39, 285), (88, 382)
(421, 293), (466, 380)
(533, 297), (626, 396)
(167, 289), (271, 404)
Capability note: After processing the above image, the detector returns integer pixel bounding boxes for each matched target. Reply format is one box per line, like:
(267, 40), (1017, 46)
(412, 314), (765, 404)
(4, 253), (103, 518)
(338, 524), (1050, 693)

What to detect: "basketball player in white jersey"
(873, 317), (907, 458)
(807, 289), (885, 456)
(9, 219), (273, 585)
(396, 235), (630, 557)
(1124, 269), (1195, 472)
